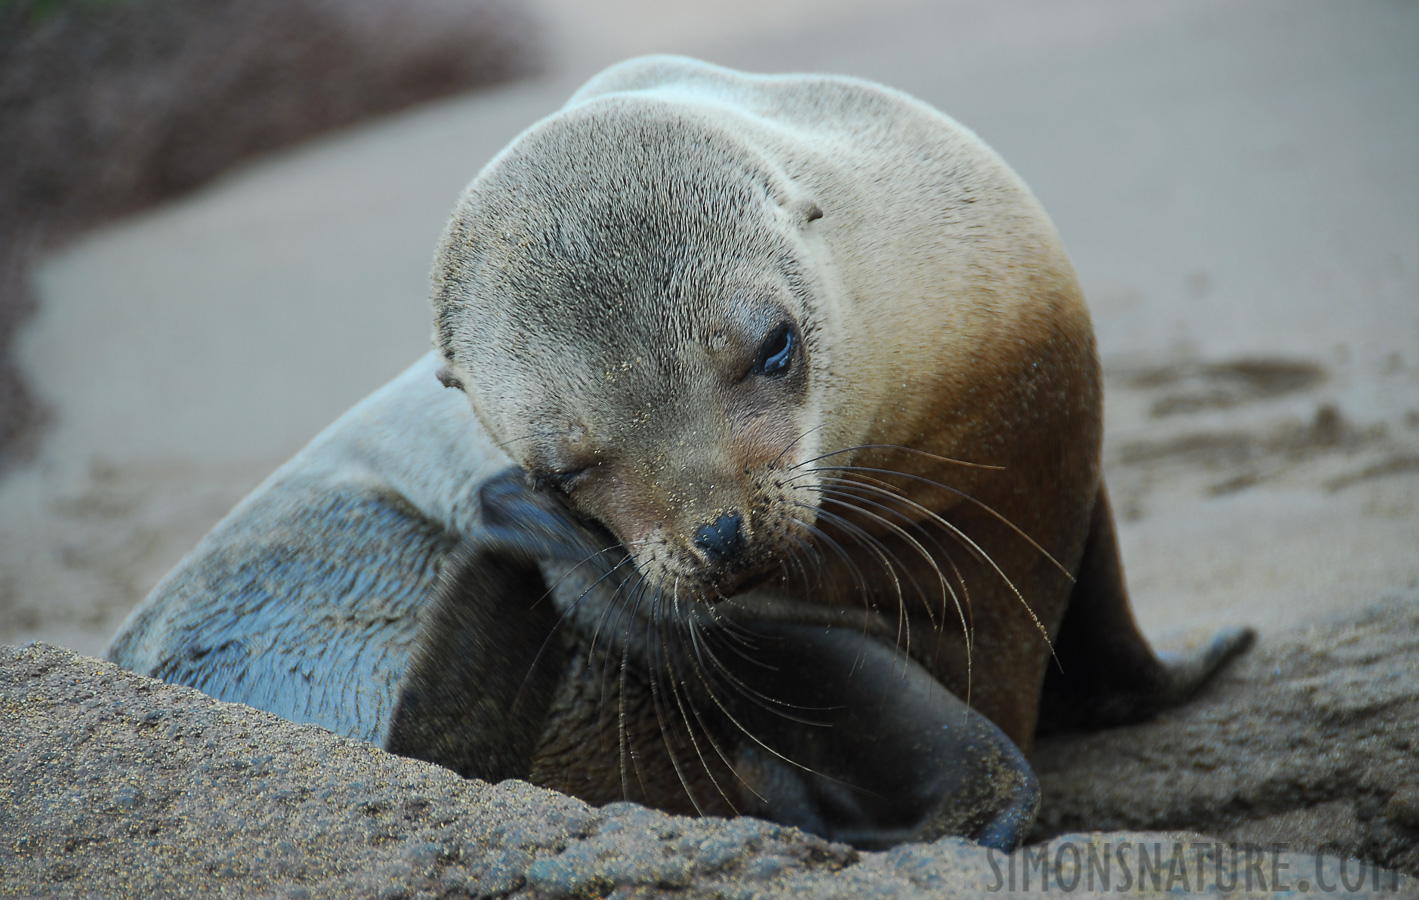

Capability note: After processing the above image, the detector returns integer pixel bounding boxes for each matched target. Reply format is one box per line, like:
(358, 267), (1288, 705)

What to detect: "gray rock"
(1035, 593), (1419, 876)
(3, 600), (1415, 897)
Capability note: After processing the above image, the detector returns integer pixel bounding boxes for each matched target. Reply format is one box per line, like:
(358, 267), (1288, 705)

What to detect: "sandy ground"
(1, 0), (1416, 675)
(6, 641), (1412, 895)
(0, 0), (539, 468)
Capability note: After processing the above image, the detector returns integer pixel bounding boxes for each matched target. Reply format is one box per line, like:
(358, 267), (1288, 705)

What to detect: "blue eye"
(758, 323), (796, 377)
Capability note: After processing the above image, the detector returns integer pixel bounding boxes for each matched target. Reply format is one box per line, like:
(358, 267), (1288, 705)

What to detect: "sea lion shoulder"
(106, 353), (505, 741)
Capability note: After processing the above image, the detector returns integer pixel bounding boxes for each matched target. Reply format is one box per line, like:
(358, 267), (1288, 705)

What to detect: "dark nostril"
(693, 511), (744, 563)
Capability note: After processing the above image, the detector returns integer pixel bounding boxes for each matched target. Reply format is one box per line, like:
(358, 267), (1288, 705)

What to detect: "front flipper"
(1038, 485), (1256, 735)
(709, 621), (1040, 851)
(389, 469), (1039, 850)
(385, 469), (622, 781)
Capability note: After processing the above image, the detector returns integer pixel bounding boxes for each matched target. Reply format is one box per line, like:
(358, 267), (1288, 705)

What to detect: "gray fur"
(430, 57), (1066, 593)
(107, 58), (1244, 852)
(107, 354), (507, 742)
(106, 53), (1082, 791)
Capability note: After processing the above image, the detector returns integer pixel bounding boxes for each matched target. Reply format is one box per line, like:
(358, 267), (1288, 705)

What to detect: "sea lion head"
(432, 96), (842, 600)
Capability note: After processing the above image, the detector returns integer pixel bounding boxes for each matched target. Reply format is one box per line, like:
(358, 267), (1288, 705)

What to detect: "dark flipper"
(1037, 485), (1256, 735)
(385, 469), (621, 781)
(708, 621), (1040, 851)
(391, 469), (1039, 850)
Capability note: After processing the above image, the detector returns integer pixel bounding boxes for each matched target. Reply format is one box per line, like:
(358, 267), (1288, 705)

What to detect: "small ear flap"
(435, 365), (464, 390)
(793, 199), (824, 225)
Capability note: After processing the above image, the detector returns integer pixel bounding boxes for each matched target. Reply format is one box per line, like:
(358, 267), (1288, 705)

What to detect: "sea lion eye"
(756, 323), (797, 377)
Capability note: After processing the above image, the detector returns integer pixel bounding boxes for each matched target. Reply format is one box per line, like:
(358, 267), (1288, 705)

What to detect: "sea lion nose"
(693, 511), (744, 563)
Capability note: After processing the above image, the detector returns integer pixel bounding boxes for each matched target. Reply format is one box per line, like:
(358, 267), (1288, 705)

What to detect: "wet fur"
(108, 57), (1253, 851)
(430, 56), (1239, 752)
(388, 470), (1041, 849)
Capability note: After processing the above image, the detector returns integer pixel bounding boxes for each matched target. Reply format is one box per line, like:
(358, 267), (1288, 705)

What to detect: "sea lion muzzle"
(387, 468), (1040, 851)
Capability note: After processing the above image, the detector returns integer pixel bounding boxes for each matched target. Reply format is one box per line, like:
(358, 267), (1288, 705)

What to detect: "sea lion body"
(109, 56), (1250, 849)
(433, 56), (1111, 746)
(106, 354), (497, 742)
(384, 470), (1041, 848)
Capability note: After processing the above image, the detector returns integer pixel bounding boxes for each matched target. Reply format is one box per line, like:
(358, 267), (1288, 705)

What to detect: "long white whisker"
(813, 487), (975, 701)
(789, 442), (1004, 472)
(657, 586), (743, 813)
(786, 513), (874, 613)
(640, 583), (708, 816)
(813, 467), (1057, 659)
(771, 423), (830, 468)
(807, 504), (915, 671)
(808, 463), (1072, 580)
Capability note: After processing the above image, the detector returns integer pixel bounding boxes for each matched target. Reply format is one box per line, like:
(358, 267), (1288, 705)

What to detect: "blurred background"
(1, 0), (1416, 657)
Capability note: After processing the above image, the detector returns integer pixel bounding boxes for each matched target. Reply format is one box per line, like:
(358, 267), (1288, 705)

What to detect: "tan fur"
(431, 56), (1103, 750)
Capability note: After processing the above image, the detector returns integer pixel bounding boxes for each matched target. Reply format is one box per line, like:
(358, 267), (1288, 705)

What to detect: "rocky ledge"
(2, 596), (1415, 898)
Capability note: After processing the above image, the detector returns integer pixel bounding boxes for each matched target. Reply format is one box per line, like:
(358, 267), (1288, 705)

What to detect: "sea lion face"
(433, 99), (835, 599)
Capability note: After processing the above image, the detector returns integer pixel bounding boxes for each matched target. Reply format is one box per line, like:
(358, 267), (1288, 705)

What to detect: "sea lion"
(425, 53), (1251, 749)
(385, 469), (1040, 849)
(107, 55), (1251, 851)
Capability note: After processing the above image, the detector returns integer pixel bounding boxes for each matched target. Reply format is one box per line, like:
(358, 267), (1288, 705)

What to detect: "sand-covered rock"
(3, 613), (1413, 898)
(1035, 593), (1419, 876)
